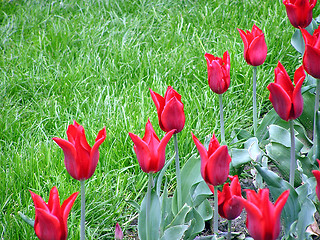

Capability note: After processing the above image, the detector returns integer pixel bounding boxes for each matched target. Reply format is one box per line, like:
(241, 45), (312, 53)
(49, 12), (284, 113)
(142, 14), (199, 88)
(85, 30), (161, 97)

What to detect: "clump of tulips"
(20, 0), (320, 240)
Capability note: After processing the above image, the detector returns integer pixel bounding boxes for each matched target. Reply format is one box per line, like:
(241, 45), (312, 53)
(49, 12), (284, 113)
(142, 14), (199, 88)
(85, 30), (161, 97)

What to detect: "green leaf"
(295, 183), (316, 240)
(244, 137), (263, 161)
(165, 204), (191, 230)
(291, 29), (304, 54)
(256, 108), (281, 141)
(190, 181), (212, 207)
(269, 125), (303, 151)
(160, 177), (173, 235)
(299, 90), (315, 133)
(184, 208), (205, 240)
(160, 225), (189, 240)
(195, 199), (213, 221)
(18, 212), (34, 227)
(138, 189), (161, 240)
(230, 148), (252, 169)
(255, 166), (300, 235)
(156, 155), (175, 197)
(172, 155), (203, 214)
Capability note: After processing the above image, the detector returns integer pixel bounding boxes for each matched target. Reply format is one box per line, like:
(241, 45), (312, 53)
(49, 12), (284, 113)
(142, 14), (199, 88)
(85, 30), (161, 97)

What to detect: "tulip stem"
(213, 186), (218, 234)
(174, 134), (182, 210)
(227, 220), (231, 240)
(80, 180), (85, 240)
(314, 80), (320, 161)
(146, 173), (153, 240)
(289, 121), (296, 186)
(219, 94), (225, 144)
(253, 66), (257, 136)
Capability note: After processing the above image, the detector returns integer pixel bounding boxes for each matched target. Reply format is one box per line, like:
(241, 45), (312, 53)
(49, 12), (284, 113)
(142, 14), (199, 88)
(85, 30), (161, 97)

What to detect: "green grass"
(0, 0), (315, 238)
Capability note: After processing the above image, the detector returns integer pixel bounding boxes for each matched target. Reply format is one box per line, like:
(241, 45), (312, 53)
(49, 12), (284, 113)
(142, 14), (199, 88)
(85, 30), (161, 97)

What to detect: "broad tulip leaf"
(18, 212), (35, 227)
(165, 204), (191, 230)
(160, 177), (173, 234)
(172, 155), (203, 214)
(269, 124), (303, 150)
(230, 148), (252, 169)
(160, 225), (189, 240)
(156, 155), (175, 197)
(138, 189), (161, 240)
(295, 182), (316, 240)
(184, 208), (205, 240)
(291, 29), (304, 54)
(190, 181), (212, 207)
(244, 137), (263, 161)
(255, 166), (300, 234)
(256, 108), (281, 141)
(299, 89), (315, 133)
(195, 199), (213, 221)
(316, 111), (320, 161)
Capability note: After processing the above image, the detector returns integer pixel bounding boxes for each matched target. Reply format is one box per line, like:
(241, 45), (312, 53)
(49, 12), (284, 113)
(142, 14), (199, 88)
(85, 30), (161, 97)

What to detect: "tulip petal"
(238, 28), (249, 59)
(207, 133), (220, 157)
(34, 208), (62, 240)
(143, 119), (160, 143)
(164, 86), (182, 104)
(29, 190), (50, 212)
(207, 60), (226, 94)
(205, 53), (216, 69)
(312, 170), (320, 201)
(156, 129), (175, 172)
(247, 34), (267, 66)
(161, 97), (185, 133)
(88, 127), (106, 179)
(129, 132), (151, 173)
(47, 186), (61, 219)
(150, 89), (166, 131)
(191, 132), (209, 179)
(53, 137), (80, 180)
(61, 192), (79, 224)
(274, 62), (294, 96)
(268, 83), (292, 121)
(303, 45), (320, 79)
(301, 28), (315, 46)
(205, 145), (231, 186)
(292, 67), (305, 119)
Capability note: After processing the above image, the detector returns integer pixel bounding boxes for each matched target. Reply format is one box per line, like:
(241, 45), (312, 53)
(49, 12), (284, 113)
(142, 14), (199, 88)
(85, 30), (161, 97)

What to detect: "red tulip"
(204, 51), (230, 94)
(53, 121), (106, 181)
(267, 62), (305, 121)
(150, 86), (185, 133)
(283, 0), (317, 28)
(301, 25), (320, 79)
(241, 188), (289, 240)
(312, 159), (320, 201)
(129, 119), (175, 173)
(191, 132), (231, 186)
(115, 223), (124, 240)
(215, 175), (243, 220)
(29, 187), (79, 240)
(237, 24), (267, 66)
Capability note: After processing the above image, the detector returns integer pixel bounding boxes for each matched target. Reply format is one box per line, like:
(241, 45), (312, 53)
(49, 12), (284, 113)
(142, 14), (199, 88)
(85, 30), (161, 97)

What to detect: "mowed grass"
(0, 0), (314, 239)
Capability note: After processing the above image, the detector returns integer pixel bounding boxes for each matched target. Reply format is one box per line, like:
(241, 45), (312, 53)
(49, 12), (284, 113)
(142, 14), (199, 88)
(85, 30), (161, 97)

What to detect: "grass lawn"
(0, 0), (314, 239)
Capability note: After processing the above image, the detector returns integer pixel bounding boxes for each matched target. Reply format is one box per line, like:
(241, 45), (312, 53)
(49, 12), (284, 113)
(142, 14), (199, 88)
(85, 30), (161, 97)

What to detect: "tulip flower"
(217, 175), (243, 220)
(267, 62), (305, 122)
(129, 119), (175, 173)
(192, 131), (231, 234)
(53, 121), (106, 181)
(237, 24), (267, 67)
(204, 51), (230, 94)
(29, 187), (79, 240)
(301, 25), (320, 79)
(192, 132), (231, 186)
(150, 86), (185, 134)
(115, 223), (124, 240)
(283, 0), (317, 29)
(241, 188), (289, 240)
(312, 159), (320, 202)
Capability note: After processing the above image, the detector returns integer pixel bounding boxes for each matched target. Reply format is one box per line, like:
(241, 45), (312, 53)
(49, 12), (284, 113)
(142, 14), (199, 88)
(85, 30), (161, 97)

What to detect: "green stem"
(289, 121), (296, 186)
(219, 94), (225, 144)
(146, 173), (153, 240)
(314, 80), (320, 161)
(227, 219), (231, 240)
(80, 180), (85, 240)
(174, 134), (182, 210)
(253, 66), (257, 136)
(213, 186), (218, 234)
